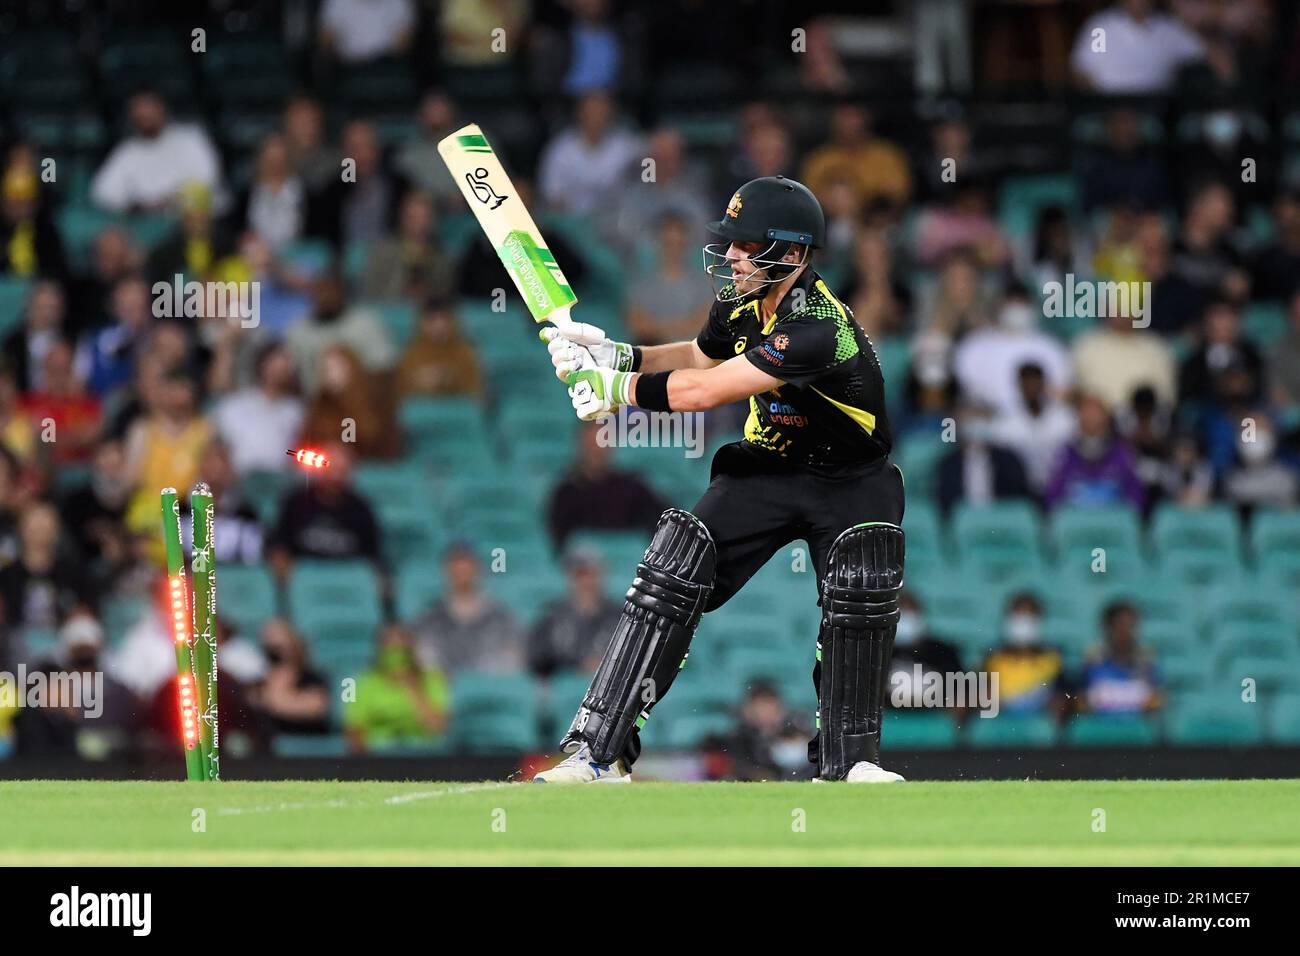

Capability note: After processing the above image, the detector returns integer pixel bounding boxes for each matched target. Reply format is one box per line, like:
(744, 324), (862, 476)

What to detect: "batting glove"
(565, 367), (633, 422)
(541, 321), (634, 383)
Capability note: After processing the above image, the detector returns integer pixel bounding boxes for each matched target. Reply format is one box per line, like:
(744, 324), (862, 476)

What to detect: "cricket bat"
(438, 123), (578, 327)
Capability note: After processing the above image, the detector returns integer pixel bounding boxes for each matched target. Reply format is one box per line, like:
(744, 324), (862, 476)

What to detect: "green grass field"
(0, 779), (1296, 865)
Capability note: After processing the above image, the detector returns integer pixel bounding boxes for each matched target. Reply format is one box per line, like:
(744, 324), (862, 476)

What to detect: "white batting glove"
(540, 321), (634, 383)
(566, 367), (633, 422)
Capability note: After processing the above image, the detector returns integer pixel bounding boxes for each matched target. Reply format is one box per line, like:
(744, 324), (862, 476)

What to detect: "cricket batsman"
(535, 176), (905, 783)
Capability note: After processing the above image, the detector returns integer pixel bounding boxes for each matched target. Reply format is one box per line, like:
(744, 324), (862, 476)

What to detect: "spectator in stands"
(396, 298), (482, 399)
(319, 0), (415, 64)
(346, 623), (449, 752)
(267, 442), (382, 576)
(58, 437), (130, 571)
(233, 133), (305, 251)
(76, 276), (151, 402)
(1079, 601), (1163, 716)
(1044, 393), (1144, 512)
(182, 440), (265, 565)
(546, 425), (668, 548)
(148, 181), (232, 285)
(1026, 206), (1092, 291)
(1118, 384), (1173, 509)
(1252, 189), (1300, 303)
(888, 590), (964, 711)
(1178, 297), (1264, 411)
(953, 286), (1072, 418)
(991, 362), (1077, 493)
(917, 248), (994, 335)
(725, 119), (794, 204)
(937, 400), (1032, 515)
(897, 328), (957, 436)
(527, 545), (620, 678)
(286, 271), (396, 392)
(1199, 362), (1266, 478)
(303, 344), (398, 460)
(625, 211), (714, 345)
(980, 593), (1068, 718)
(393, 90), (459, 204)
(915, 109), (990, 204)
(0, 447), (24, 563)
(19, 338), (102, 465)
(411, 541), (522, 674)
(14, 612), (137, 755)
(4, 280), (68, 392)
(0, 367), (37, 466)
(913, 179), (1008, 269)
(539, 91), (641, 217)
(1070, 0), (1204, 94)
(1133, 212), (1204, 338)
(1223, 415), (1298, 514)
(1080, 109), (1170, 213)
(361, 190), (455, 303)
(530, 0), (627, 96)
(439, 0), (529, 66)
(1269, 289), (1300, 409)
(0, 157), (66, 280)
(1155, 431), (1214, 508)
(69, 226), (141, 326)
(841, 217), (912, 339)
(1072, 311), (1176, 413)
(0, 501), (89, 634)
(801, 104), (912, 215)
(123, 363), (210, 504)
(1178, 108), (1271, 209)
(90, 87), (224, 213)
(718, 680), (811, 781)
(1167, 181), (1249, 313)
(282, 94), (338, 194)
(309, 120), (402, 250)
(212, 341), (304, 475)
(798, 19), (850, 93)
(612, 127), (711, 256)
(247, 618), (330, 735)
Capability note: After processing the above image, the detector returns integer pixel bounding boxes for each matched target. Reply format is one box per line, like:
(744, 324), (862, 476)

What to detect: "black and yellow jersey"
(695, 269), (893, 476)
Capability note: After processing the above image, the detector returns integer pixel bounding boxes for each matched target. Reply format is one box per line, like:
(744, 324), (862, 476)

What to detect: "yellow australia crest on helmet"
(725, 191), (743, 219)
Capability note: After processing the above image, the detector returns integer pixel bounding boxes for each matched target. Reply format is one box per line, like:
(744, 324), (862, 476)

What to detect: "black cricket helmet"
(702, 175), (825, 301)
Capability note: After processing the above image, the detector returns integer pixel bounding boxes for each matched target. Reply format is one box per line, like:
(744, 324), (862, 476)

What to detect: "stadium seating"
(218, 564), (279, 635)
(965, 713), (1059, 748)
(1063, 714), (1160, 747)
(951, 501), (1045, 580)
(1166, 700), (1265, 746)
(884, 710), (961, 748)
(286, 560), (383, 644)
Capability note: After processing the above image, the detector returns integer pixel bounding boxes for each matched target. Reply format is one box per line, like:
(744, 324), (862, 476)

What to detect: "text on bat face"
(467, 167), (508, 209)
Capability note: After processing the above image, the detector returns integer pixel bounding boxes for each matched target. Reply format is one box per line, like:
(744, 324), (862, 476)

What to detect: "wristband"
(634, 370), (673, 412)
(629, 346), (643, 372)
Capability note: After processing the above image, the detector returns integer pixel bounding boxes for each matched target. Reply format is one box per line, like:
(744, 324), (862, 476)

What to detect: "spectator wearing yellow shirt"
(345, 623), (450, 752)
(123, 364), (212, 506)
(801, 104), (912, 215)
(980, 593), (1069, 719)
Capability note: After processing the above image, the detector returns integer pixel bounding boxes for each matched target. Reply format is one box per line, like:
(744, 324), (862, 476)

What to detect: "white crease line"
(216, 782), (512, 816)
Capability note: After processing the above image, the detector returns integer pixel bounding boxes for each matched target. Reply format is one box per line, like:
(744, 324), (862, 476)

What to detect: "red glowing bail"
(287, 448), (330, 469)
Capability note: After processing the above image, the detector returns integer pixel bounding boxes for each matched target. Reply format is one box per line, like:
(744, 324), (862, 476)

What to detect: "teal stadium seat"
(395, 559), (440, 620)
(1150, 505), (1241, 581)
(998, 173), (1078, 239)
(884, 710), (960, 748)
(1049, 505), (1144, 580)
(0, 278), (31, 340)
(901, 501), (945, 575)
(287, 560), (382, 644)
(951, 501), (1044, 580)
(1266, 693), (1300, 744)
(450, 671), (539, 752)
(966, 713), (1058, 748)
(1064, 714), (1160, 747)
(218, 564), (279, 635)
(893, 433), (946, 502)
(1166, 701), (1264, 746)
(1250, 509), (1300, 586)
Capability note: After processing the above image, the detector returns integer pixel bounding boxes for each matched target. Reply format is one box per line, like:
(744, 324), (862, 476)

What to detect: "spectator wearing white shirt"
(237, 134), (305, 251)
(319, 0), (415, 64)
(211, 341), (304, 476)
(991, 363), (1078, 492)
(91, 89), (224, 214)
(1073, 311), (1177, 413)
(538, 91), (641, 217)
(1071, 0), (1205, 94)
(952, 288), (1072, 419)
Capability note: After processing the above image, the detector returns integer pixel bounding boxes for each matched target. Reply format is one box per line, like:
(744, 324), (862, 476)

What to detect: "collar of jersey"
(738, 268), (819, 334)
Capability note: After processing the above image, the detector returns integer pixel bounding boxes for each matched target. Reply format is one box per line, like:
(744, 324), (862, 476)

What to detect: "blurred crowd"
(0, 0), (1297, 767)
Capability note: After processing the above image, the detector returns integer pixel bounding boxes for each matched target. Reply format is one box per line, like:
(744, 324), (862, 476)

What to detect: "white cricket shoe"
(813, 760), (906, 783)
(844, 760), (905, 783)
(532, 745), (632, 784)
